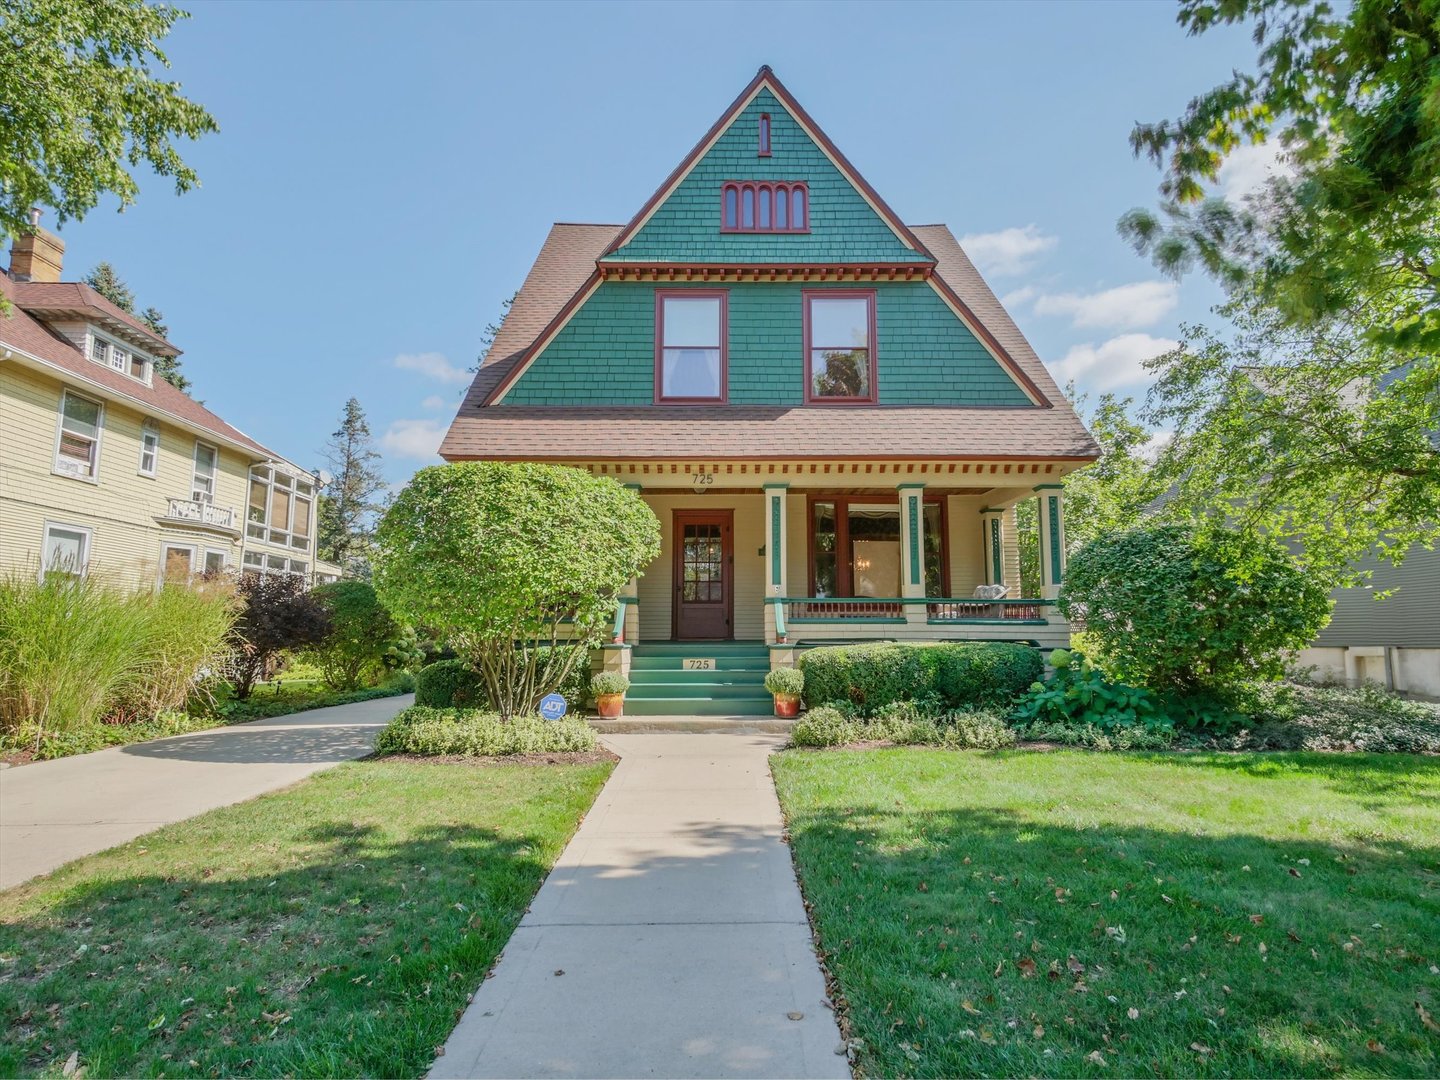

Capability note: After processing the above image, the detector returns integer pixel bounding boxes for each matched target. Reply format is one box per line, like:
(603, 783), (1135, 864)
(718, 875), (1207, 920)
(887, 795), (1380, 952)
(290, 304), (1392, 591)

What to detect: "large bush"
(374, 463), (659, 718)
(414, 649), (592, 710)
(799, 641), (1041, 715)
(1010, 649), (1170, 732)
(0, 572), (236, 744)
(373, 706), (598, 756)
(307, 581), (397, 691)
(228, 573), (332, 699)
(1060, 525), (1331, 694)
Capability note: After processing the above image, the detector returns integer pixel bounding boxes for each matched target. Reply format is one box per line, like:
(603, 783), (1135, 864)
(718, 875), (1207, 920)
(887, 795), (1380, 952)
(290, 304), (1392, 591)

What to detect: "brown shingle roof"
(0, 274), (281, 460)
(9, 280), (179, 355)
(440, 223), (1098, 462)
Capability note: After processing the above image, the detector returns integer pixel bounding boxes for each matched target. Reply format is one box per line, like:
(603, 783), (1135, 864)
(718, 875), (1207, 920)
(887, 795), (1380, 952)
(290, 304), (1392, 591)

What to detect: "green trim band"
(907, 494), (920, 586)
(1047, 495), (1062, 585)
(770, 494), (782, 586)
(989, 516), (1003, 585)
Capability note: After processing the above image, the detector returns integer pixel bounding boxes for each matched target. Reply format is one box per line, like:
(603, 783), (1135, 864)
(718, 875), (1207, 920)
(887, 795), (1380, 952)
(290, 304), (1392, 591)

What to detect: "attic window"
(758, 114), (771, 156)
(720, 181), (808, 233)
(88, 330), (151, 384)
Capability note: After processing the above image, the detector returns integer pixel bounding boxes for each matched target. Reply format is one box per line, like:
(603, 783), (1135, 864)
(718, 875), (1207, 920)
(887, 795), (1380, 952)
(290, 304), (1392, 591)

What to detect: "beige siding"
(0, 363), (306, 588)
(636, 493), (767, 641)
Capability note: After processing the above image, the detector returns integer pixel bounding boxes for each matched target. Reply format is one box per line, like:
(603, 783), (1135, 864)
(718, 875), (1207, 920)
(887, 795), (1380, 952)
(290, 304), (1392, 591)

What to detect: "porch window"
(656, 291), (726, 402)
(804, 291), (877, 403)
(809, 496), (947, 598)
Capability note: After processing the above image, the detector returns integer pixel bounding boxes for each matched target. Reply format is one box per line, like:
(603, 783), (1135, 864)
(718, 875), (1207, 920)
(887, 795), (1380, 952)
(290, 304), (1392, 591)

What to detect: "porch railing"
(161, 497), (237, 531)
(768, 596), (1056, 625)
(611, 595), (638, 644)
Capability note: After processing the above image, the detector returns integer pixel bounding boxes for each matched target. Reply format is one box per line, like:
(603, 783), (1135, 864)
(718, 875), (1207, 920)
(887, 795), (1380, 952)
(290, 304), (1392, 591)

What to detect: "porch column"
(897, 483), (926, 599)
(763, 484), (789, 644)
(1035, 484), (1066, 600)
(979, 508), (1007, 590)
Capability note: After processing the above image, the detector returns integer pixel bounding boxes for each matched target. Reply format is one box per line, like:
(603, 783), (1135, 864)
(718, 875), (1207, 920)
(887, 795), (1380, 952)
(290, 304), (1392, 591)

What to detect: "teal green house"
(442, 67), (1098, 714)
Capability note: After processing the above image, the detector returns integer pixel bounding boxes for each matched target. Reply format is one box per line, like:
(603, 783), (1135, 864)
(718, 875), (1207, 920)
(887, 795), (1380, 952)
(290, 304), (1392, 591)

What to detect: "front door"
(673, 510), (733, 640)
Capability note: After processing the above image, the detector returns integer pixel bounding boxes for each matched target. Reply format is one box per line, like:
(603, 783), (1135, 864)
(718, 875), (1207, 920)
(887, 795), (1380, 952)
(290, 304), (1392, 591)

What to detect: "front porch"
(600, 458), (1074, 677)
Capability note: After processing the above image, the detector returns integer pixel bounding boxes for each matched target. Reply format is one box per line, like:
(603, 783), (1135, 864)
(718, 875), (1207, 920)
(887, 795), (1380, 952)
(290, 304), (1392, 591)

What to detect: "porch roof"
(441, 223), (1098, 463)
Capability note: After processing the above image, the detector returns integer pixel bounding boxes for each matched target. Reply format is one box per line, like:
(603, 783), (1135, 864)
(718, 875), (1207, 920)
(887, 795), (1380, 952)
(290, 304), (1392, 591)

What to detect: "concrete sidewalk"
(0, 694), (411, 890)
(431, 733), (847, 1080)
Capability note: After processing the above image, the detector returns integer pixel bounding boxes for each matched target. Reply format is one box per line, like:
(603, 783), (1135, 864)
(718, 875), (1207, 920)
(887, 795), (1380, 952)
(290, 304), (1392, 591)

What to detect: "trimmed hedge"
(414, 651), (592, 710)
(799, 641), (1042, 715)
(791, 704), (1016, 750)
(373, 706), (598, 756)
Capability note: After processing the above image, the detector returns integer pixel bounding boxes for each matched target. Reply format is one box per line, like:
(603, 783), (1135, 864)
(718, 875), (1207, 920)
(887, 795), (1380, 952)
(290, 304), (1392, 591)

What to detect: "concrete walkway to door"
(431, 733), (848, 1080)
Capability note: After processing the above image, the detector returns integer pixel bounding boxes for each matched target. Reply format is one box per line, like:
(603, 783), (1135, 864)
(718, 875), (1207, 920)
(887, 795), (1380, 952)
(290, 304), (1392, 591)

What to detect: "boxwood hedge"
(798, 641), (1042, 714)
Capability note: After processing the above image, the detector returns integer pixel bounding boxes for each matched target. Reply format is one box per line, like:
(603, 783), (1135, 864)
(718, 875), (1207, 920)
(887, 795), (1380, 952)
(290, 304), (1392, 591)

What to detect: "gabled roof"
(0, 273), (284, 461)
(440, 222), (1099, 462)
(8, 280), (180, 356)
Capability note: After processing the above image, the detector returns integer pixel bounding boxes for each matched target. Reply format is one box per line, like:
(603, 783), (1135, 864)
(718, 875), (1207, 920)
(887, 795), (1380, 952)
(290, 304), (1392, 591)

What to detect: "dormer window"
(88, 330), (151, 384)
(720, 181), (808, 233)
(758, 113), (771, 157)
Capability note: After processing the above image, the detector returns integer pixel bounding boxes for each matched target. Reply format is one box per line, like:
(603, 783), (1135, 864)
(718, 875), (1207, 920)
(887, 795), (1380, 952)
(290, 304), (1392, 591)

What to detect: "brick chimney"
(8, 209), (65, 283)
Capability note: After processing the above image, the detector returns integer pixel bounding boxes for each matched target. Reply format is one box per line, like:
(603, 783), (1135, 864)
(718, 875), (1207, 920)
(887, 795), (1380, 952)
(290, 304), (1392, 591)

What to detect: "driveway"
(0, 694), (411, 890)
(431, 732), (848, 1080)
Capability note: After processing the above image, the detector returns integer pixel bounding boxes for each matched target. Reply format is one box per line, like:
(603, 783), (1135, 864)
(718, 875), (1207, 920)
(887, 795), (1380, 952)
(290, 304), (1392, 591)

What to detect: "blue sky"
(50, 0), (1274, 485)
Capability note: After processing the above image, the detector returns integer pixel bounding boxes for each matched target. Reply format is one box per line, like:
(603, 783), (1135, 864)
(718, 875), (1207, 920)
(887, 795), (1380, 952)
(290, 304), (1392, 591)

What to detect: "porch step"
(629, 655), (772, 672)
(620, 696), (776, 717)
(628, 641), (769, 656)
(623, 642), (774, 717)
(591, 716), (794, 734)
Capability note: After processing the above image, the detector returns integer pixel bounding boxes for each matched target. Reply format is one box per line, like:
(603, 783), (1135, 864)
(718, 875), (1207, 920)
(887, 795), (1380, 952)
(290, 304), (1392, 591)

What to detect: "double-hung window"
(191, 441), (218, 503)
(54, 391), (102, 479)
(804, 290), (877, 404)
(138, 421), (160, 477)
(656, 291), (726, 403)
(42, 523), (91, 582)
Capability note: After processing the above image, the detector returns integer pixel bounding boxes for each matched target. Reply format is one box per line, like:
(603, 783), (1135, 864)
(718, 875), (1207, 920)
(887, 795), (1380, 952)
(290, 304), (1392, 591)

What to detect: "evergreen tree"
(469, 291), (517, 373)
(317, 398), (387, 578)
(82, 263), (190, 391)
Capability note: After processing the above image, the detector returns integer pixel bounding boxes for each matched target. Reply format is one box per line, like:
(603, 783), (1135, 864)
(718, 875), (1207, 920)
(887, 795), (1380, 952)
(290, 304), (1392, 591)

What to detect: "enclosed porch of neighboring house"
(590, 458), (1075, 715)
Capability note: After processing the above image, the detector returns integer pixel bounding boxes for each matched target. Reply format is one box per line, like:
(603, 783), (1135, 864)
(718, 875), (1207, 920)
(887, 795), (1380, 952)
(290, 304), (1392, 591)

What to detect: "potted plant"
(764, 667), (804, 718)
(591, 671), (630, 718)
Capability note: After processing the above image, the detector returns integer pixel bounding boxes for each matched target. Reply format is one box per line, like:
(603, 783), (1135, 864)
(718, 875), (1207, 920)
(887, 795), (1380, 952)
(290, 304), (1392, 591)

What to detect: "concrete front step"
(589, 716), (794, 734)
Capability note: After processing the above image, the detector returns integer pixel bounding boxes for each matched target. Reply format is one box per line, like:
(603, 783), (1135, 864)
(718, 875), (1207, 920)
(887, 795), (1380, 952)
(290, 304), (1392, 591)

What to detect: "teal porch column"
(979, 507), (1007, 591)
(1034, 484), (1065, 600)
(897, 483), (926, 601)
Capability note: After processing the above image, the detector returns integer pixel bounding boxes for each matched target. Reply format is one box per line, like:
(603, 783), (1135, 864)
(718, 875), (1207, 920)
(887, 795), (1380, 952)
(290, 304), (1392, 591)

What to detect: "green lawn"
(0, 759), (612, 1078)
(773, 749), (1440, 1079)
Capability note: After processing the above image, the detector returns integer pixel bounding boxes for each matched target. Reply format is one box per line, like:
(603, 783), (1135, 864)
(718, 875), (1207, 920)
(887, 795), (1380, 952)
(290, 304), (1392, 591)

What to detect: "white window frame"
(240, 548), (307, 580)
(191, 441), (218, 504)
(138, 420), (160, 478)
(88, 328), (152, 385)
(53, 389), (104, 483)
(202, 548), (229, 576)
(159, 542), (197, 585)
(40, 521), (93, 582)
(245, 465), (316, 550)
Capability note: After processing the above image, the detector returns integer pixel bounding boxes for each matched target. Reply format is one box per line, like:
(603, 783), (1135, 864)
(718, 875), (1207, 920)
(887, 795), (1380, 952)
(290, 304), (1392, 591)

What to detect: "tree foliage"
(0, 0), (219, 239)
(373, 462), (660, 719)
(470, 290), (517, 373)
(306, 581), (397, 691)
(1060, 524), (1332, 695)
(316, 397), (386, 577)
(227, 573), (331, 699)
(82, 261), (189, 390)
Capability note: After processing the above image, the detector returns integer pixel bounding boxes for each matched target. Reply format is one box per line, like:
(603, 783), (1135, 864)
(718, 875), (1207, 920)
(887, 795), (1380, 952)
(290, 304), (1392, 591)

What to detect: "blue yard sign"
(539, 693), (568, 721)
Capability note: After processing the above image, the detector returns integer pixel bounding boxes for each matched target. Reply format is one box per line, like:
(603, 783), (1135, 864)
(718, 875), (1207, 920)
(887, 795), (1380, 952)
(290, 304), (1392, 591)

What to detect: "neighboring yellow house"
(1, 215), (341, 588)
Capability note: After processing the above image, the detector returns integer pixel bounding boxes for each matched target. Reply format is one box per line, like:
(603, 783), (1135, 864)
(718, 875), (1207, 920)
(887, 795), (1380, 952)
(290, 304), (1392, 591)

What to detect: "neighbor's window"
(42, 523), (90, 581)
(720, 182), (807, 232)
(138, 420), (160, 477)
(656, 291), (726, 402)
(805, 291), (876, 403)
(191, 441), (218, 503)
(758, 113), (771, 156)
(88, 332), (149, 382)
(54, 390), (103, 479)
(246, 465), (315, 549)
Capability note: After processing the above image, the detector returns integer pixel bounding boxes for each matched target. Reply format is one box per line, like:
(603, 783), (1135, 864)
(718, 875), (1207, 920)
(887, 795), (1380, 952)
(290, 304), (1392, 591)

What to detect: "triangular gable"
(602, 67), (933, 266)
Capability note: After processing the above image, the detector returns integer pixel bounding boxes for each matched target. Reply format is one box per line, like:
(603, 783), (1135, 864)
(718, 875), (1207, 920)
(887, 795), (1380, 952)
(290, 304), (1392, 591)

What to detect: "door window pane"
(848, 505), (900, 597)
(660, 295), (723, 400)
(681, 523), (723, 602)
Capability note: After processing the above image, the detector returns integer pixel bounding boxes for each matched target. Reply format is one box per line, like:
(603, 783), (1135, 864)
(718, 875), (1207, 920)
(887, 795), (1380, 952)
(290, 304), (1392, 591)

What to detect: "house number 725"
(691, 472), (714, 486)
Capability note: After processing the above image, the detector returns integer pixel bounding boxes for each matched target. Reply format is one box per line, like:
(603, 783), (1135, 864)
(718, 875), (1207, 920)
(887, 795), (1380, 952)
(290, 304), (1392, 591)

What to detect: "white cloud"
(1001, 285), (1039, 310)
(1217, 141), (1293, 201)
(392, 352), (470, 385)
(420, 394), (449, 410)
(958, 225), (1058, 276)
(1033, 281), (1179, 330)
(1053, 333), (1179, 392)
(381, 418), (447, 461)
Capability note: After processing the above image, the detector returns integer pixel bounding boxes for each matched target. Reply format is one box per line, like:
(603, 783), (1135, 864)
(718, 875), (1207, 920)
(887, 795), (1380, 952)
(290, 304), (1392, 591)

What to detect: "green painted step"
(629, 655), (770, 672)
(628, 669), (767, 685)
(621, 696), (776, 717)
(630, 641), (768, 657)
(627, 682), (771, 700)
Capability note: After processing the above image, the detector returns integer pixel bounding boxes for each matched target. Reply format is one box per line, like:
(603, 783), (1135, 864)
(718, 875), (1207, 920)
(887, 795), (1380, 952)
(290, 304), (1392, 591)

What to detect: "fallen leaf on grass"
(1067, 955), (1085, 974)
(1085, 1050), (1107, 1066)
(1287, 867), (1302, 878)
(961, 1000), (980, 1015)
(1366, 1039), (1385, 1052)
(1249, 914), (1264, 925)
(1418, 1002), (1440, 1033)
(61, 1052), (78, 1077)
(1017, 957), (1038, 977)
(1127, 1007), (1139, 1020)
(1191, 1042), (1212, 1054)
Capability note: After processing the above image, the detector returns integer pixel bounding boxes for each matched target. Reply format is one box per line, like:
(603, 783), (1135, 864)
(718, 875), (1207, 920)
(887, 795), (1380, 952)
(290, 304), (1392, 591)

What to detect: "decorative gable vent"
(720, 181), (808, 233)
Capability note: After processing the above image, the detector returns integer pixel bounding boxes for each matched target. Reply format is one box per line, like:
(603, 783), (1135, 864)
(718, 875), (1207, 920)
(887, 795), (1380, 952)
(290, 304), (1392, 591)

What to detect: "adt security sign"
(539, 693), (568, 721)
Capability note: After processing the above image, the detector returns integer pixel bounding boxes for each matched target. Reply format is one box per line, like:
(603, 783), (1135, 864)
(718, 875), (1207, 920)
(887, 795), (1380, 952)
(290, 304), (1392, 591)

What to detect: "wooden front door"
(673, 510), (733, 640)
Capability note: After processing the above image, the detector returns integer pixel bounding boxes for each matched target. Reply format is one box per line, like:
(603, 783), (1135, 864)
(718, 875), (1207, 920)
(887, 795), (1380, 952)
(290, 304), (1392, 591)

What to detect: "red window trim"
(719, 181), (809, 233)
(806, 493), (950, 597)
(758, 113), (772, 157)
(802, 288), (878, 405)
(654, 289), (729, 405)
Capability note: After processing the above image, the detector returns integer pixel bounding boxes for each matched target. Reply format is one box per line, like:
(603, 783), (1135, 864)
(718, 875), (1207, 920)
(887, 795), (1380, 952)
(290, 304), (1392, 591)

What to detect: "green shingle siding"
(604, 90), (929, 265)
(501, 280), (1031, 407)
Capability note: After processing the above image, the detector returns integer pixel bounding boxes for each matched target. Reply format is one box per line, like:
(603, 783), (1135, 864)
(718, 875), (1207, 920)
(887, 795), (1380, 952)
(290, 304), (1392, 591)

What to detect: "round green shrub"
(308, 581), (398, 691)
(374, 706), (597, 756)
(798, 641), (1042, 715)
(414, 658), (488, 709)
(791, 706), (861, 748)
(1060, 524), (1331, 694)
(763, 667), (804, 697)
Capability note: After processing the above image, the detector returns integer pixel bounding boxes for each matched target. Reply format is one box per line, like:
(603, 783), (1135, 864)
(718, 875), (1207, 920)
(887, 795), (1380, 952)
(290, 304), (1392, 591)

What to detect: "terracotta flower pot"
(596, 693), (625, 719)
(773, 694), (801, 718)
